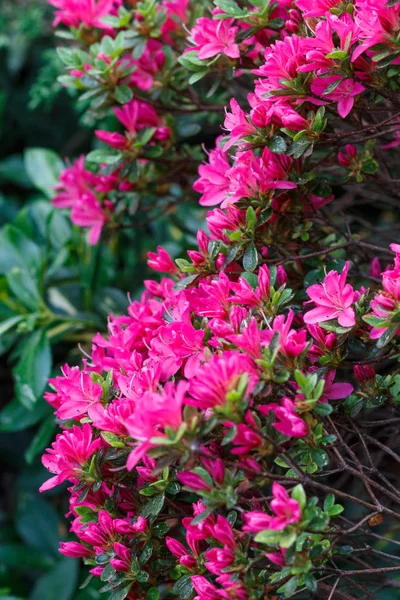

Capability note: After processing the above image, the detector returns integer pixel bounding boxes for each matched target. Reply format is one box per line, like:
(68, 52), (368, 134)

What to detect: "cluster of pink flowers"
(51, 0), (400, 244)
(365, 244), (400, 339)
(41, 0), (400, 597)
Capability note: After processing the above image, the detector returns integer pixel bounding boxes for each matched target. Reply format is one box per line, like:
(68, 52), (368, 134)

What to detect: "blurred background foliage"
(0, 2), (203, 598)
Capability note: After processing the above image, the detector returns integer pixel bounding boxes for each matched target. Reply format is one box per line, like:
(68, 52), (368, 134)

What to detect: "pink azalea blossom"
(40, 424), (102, 492)
(49, 0), (121, 29)
(193, 142), (231, 207)
(304, 261), (357, 327)
(223, 99), (256, 149)
(352, 0), (400, 62)
(189, 17), (240, 60)
(296, 0), (341, 17)
(243, 483), (301, 532)
(147, 246), (178, 274)
(368, 243), (400, 339)
(124, 381), (187, 470)
(319, 370), (354, 402)
(45, 364), (103, 421)
(310, 76), (365, 118)
(188, 351), (257, 411)
(259, 397), (308, 438)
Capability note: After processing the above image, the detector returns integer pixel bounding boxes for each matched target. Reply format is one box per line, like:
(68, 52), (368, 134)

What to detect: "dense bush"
(3, 0), (400, 599)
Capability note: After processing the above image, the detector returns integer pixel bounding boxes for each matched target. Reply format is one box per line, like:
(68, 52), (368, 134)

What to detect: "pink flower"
(352, 0), (400, 62)
(45, 365), (103, 421)
(266, 548), (287, 566)
(304, 261), (357, 327)
(123, 381), (187, 470)
(310, 76), (365, 118)
(189, 18), (240, 60)
(367, 244), (400, 339)
(244, 483), (301, 532)
(295, 0), (341, 17)
(319, 370), (354, 402)
(223, 99), (256, 149)
(71, 193), (107, 245)
(193, 143), (231, 207)
(263, 310), (308, 360)
(49, 0), (121, 29)
(229, 411), (263, 455)
(224, 148), (296, 207)
(259, 397), (308, 438)
(188, 351), (257, 411)
(40, 424), (102, 492)
(204, 546), (235, 575)
(147, 246), (178, 274)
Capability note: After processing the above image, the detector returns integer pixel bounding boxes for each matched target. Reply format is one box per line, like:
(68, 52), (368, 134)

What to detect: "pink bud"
(177, 472), (212, 492)
(154, 126), (171, 141)
(95, 130), (128, 149)
(180, 555), (197, 568)
(354, 364), (376, 383)
(197, 229), (209, 255)
(201, 456), (225, 485)
(166, 536), (187, 558)
(258, 265), (270, 301)
(216, 253), (226, 270)
(59, 542), (93, 558)
(276, 265), (288, 286)
(369, 257), (382, 279)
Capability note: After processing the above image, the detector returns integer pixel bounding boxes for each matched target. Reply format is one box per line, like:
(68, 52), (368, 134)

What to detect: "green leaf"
(25, 416), (56, 464)
(17, 493), (61, 555)
(114, 85), (133, 104)
(0, 315), (25, 337)
(14, 330), (51, 409)
(279, 530), (297, 548)
(243, 242), (258, 272)
(6, 266), (42, 311)
(304, 574), (317, 593)
(376, 324), (398, 348)
(24, 148), (64, 198)
(0, 225), (43, 278)
(0, 398), (51, 432)
(324, 493), (335, 512)
(29, 558), (79, 600)
(172, 575), (194, 599)
(328, 504), (344, 516)
(109, 583), (133, 600)
(269, 135), (287, 154)
(246, 206), (256, 233)
(254, 529), (282, 545)
(146, 589), (160, 600)
(188, 70), (209, 84)
(0, 543), (54, 571)
(86, 150), (121, 165)
(322, 78), (343, 95)
(141, 493), (165, 518)
(278, 576), (299, 598)
(291, 484), (306, 510)
(314, 402), (333, 416)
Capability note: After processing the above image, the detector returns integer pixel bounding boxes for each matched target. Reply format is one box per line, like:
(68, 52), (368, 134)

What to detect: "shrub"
(38, 0), (400, 599)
